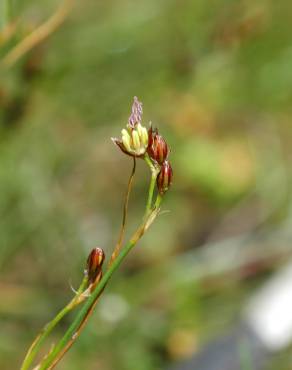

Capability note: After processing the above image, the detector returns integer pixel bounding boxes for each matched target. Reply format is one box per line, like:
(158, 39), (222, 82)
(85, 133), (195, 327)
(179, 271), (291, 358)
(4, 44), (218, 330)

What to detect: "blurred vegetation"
(1, 0), (292, 369)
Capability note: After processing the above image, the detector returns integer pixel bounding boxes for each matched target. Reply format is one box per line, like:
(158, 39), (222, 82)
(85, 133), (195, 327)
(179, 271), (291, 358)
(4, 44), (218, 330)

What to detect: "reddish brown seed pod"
(147, 127), (169, 165)
(86, 247), (105, 283)
(157, 160), (173, 195)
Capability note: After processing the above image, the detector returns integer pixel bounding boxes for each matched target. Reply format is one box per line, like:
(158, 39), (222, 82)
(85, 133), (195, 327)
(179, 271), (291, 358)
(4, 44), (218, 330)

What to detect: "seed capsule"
(157, 161), (173, 195)
(147, 127), (169, 165)
(86, 248), (105, 283)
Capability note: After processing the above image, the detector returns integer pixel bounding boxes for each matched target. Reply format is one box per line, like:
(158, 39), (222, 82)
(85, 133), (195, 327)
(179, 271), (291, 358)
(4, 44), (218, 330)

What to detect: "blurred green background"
(1, 0), (292, 369)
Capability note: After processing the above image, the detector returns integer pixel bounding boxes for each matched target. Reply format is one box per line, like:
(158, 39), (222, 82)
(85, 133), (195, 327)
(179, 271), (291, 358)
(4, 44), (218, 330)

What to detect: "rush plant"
(21, 97), (173, 370)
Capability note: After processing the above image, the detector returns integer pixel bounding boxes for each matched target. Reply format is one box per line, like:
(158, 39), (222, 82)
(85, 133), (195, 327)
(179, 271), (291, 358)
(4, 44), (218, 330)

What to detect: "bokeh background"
(1, 0), (292, 369)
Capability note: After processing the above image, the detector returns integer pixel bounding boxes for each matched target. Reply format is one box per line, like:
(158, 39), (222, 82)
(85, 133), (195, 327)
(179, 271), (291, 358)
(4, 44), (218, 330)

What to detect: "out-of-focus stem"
(20, 276), (88, 370)
(0, 0), (11, 30)
(0, 21), (17, 47)
(2, 0), (72, 67)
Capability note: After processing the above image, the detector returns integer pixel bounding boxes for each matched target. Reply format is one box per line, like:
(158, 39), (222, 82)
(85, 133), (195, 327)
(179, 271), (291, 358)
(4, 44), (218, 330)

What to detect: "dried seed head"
(157, 161), (173, 195)
(147, 127), (169, 165)
(86, 247), (105, 283)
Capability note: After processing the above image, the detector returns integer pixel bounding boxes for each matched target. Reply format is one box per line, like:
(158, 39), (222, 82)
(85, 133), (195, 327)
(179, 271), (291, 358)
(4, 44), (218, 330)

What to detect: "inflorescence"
(21, 96), (173, 370)
(112, 96), (173, 194)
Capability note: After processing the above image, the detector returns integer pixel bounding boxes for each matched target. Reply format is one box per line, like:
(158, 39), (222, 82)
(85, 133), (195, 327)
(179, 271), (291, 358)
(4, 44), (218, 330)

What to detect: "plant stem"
(38, 207), (160, 370)
(154, 194), (163, 209)
(144, 154), (159, 216)
(109, 157), (136, 266)
(2, 0), (72, 67)
(21, 276), (88, 370)
(44, 199), (162, 370)
(46, 288), (102, 369)
(0, 0), (11, 30)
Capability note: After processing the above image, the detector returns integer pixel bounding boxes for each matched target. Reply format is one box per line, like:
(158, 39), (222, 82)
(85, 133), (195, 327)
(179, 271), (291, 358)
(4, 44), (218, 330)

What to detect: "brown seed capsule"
(86, 248), (105, 283)
(157, 161), (173, 195)
(147, 127), (169, 165)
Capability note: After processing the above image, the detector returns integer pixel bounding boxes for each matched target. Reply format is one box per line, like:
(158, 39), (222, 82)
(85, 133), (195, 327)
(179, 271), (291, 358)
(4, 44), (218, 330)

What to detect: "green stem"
(38, 209), (159, 370)
(144, 154), (159, 216)
(146, 172), (156, 215)
(20, 277), (88, 370)
(0, 0), (11, 30)
(154, 194), (163, 209)
(109, 157), (136, 266)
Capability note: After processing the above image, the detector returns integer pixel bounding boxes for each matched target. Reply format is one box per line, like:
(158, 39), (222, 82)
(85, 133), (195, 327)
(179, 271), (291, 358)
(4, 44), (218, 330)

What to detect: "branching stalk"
(21, 276), (89, 370)
(38, 205), (161, 370)
(20, 97), (172, 370)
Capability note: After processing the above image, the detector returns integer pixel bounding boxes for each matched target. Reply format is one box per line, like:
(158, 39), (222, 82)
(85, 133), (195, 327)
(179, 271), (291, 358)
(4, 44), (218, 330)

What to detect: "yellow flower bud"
(121, 130), (132, 153)
(132, 130), (141, 151)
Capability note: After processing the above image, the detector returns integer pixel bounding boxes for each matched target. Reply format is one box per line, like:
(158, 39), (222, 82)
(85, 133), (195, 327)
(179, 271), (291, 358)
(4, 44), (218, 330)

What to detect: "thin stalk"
(0, 0), (11, 30)
(0, 21), (17, 47)
(144, 154), (159, 216)
(37, 272), (106, 370)
(43, 284), (104, 369)
(154, 194), (163, 209)
(44, 185), (163, 370)
(38, 206), (160, 370)
(2, 0), (72, 67)
(21, 276), (88, 370)
(109, 157), (136, 266)
(146, 172), (156, 215)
